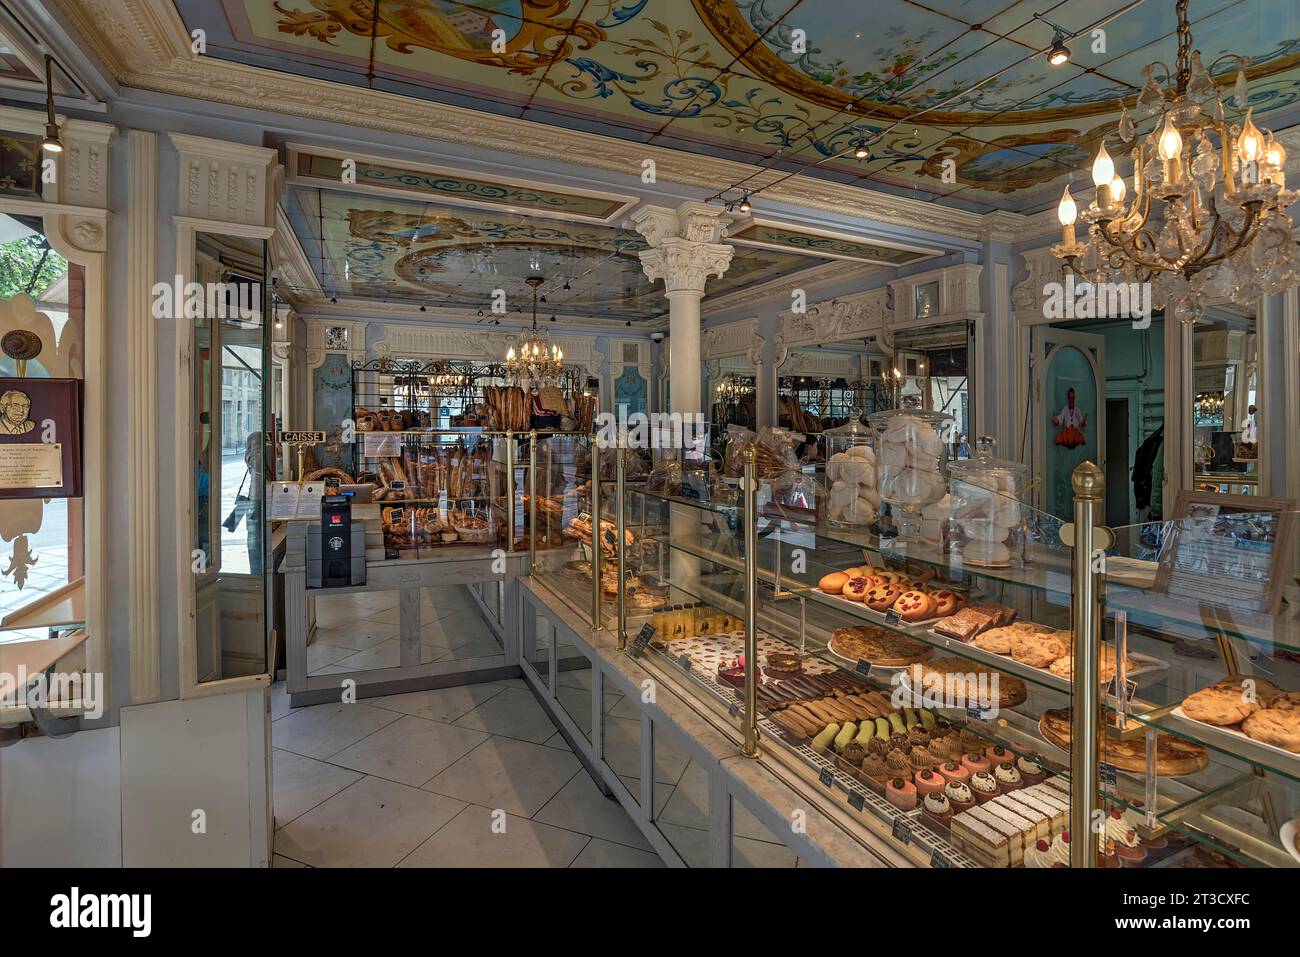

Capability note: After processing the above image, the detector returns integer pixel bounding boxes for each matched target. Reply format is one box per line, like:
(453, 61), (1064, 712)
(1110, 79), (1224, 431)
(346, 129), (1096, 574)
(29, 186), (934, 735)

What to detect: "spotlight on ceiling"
(419, 304), (426, 312)
(41, 56), (61, 153)
(626, 320), (632, 326)
(562, 281), (571, 290)
(1033, 12), (1076, 67)
(1047, 35), (1071, 66)
(853, 140), (869, 159)
(738, 192), (752, 214)
(330, 296), (337, 304)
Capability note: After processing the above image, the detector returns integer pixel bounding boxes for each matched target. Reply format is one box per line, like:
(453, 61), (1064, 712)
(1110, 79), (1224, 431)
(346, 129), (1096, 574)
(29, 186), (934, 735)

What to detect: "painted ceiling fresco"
(287, 185), (833, 319)
(180, 0), (1300, 212)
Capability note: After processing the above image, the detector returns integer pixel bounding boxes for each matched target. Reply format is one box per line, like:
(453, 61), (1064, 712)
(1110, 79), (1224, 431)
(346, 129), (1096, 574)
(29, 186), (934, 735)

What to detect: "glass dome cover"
(947, 436), (1027, 568)
(867, 407), (954, 541)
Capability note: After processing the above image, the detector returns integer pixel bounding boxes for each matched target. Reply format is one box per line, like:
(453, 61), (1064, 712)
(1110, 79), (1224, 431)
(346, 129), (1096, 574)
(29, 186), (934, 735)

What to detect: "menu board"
(1153, 492), (1296, 614)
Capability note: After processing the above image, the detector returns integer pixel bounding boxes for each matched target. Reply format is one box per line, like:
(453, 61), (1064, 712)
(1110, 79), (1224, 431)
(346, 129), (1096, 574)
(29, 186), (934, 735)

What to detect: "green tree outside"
(0, 234), (67, 300)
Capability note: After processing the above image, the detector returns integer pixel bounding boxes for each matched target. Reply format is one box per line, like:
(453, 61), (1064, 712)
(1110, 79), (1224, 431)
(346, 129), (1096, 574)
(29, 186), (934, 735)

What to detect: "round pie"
(829, 626), (933, 666)
(1039, 708), (1209, 775)
(1181, 680), (1262, 727)
(908, 657), (1028, 710)
(865, 583), (902, 611)
(1241, 703), (1300, 752)
(1011, 631), (1069, 669)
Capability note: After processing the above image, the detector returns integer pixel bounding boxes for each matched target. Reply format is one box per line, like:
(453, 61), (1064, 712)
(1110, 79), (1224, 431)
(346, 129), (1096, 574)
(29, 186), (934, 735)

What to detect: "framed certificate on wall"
(0, 377), (82, 498)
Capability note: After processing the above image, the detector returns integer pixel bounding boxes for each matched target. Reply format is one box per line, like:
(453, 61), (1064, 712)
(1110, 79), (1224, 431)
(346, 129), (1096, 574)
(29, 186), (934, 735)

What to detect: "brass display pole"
(1069, 460), (1105, 867)
(741, 445), (761, 758)
(528, 430), (538, 576)
(590, 438), (601, 629)
(505, 432), (515, 553)
(616, 440), (627, 650)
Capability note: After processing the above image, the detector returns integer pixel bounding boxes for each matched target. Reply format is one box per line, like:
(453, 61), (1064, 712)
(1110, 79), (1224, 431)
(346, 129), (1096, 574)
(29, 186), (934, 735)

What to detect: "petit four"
(914, 768), (947, 796)
(993, 763), (1023, 792)
(923, 792), (953, 829)
(944, 780), (976, 813)
(961, 751), (992, 774)
(886, 777), (918, 810)
(969, 771), (999, 804)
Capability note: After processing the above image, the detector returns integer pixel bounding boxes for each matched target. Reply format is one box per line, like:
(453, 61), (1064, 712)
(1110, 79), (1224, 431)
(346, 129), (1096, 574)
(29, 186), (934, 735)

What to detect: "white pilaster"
(630, 202), (735, 415)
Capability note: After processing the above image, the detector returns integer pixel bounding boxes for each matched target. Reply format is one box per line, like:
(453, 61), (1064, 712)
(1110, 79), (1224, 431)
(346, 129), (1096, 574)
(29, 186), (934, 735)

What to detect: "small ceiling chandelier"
(1053, 0), (1298, 322)
(504, 276), (563, 391)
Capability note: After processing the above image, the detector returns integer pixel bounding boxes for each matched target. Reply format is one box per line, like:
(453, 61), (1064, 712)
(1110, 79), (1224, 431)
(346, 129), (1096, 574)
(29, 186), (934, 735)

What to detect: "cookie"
(1241, 706), (1300, 753)
(894, 590), (936, 622)
(864, 583), (901, 611)
(1182, 682), (1260, 727)
(972, 625), (1018, 654)
(1011, 631), (1068, 669)
(818, 572), (849, 594)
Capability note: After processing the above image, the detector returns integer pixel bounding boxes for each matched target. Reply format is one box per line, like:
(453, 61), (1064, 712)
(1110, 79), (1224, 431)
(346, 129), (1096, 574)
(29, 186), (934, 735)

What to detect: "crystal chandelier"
(1052, 0), (1298, 322)
(504, 276), (563, 391)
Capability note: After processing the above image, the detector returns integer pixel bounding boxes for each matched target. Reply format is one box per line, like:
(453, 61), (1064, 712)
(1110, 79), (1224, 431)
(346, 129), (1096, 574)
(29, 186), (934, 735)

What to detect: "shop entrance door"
(1033, 327), (1105, 519)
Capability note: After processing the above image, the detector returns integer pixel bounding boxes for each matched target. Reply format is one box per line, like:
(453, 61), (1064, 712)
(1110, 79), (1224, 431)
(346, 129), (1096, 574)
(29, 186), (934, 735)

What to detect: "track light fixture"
(1032, 12), (1077, 66)
(853, 139), (869, 159)
(330, 295), (337, 304)
(738, 191), (751, 214)
(40, 55), (61, 154)
(562, 280), (571, 290)
(419, 304), (426, 312)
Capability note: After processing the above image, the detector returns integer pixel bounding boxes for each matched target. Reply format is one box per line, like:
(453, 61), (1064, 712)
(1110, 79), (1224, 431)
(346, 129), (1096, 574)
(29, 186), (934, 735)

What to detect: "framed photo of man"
(0, 377), (82, 498)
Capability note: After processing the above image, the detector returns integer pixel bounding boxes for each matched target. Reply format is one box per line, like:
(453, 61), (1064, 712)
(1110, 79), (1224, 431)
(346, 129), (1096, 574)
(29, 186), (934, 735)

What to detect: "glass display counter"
(601, 447), (1299, 868)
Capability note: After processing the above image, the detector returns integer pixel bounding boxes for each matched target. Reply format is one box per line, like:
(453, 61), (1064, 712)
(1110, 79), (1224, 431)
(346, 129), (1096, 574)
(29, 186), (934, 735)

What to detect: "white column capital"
(638, 238), (735, 296)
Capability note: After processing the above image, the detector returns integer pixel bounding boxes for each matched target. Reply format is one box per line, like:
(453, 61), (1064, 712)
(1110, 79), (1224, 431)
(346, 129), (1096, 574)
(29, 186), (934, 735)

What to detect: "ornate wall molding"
(702, 316), (765, 367)
(304, 318), (368, 368)
(888, 263), (983, 328)
(1010, 247), (1061, 328)
(127, 128), (159, 704)
(56, 0), (998, 241)
(167, 132), (279, 227)
(776, 286), (890, 357)
(702, 258), (876, 318)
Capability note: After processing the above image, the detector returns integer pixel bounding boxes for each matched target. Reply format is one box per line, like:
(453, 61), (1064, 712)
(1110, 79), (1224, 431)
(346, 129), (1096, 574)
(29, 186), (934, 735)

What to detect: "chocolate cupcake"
(908, 746), (939, 773)
(885, 749), (912, 779)
(907, 725), (931, 746)
(860, 754), (889, 793)
(866, 737), (891, 758)
(840, 741), (868, 770)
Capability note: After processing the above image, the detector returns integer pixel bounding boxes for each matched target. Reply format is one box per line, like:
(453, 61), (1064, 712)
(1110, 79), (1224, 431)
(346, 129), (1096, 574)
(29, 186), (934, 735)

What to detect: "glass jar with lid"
(867, 407), (953, 541)
(823, 411), (878, 526)
(946, 436), (1027, 567)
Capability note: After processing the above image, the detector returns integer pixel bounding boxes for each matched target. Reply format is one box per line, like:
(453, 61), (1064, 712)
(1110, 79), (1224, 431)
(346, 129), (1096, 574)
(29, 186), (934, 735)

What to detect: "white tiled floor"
(270, 675), (663, 868)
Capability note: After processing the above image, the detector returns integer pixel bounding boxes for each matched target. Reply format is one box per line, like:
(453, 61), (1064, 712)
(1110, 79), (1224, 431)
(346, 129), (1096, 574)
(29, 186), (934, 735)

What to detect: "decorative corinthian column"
(630, 202), (735, 416)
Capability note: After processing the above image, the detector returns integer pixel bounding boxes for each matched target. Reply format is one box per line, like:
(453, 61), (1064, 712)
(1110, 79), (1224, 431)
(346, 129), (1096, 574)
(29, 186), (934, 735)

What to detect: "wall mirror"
(775, 342), (886, 461)
(890, 320), (973, 458)
(1191, 308), (1257, 497)
(192, 230), (270, 683)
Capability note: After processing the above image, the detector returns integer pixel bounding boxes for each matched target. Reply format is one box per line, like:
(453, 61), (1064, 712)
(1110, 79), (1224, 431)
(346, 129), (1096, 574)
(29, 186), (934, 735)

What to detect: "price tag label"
(892, 818), (912, 844)
(884, 609), (902, 626)
(728, 701), (740, 718)
(324, 477), (341, 491)
(855, 658), (872, 677)
(677, 654), (693, 672)
(818, 768), (834, 788)
(1100, 762), (1118, 789)
(390, 508), (405, 524)
(391, 480), (406, 491)
(848, 790), (865, 812)
(930, 850), (952, 869)
(1107, 675), (1138, 705)
(965, 704), (990, 721)
(628, 623), (655, 658)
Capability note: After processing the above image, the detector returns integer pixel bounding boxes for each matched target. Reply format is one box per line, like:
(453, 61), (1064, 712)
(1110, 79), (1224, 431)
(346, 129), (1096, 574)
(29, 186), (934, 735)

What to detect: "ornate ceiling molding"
(702, 258), (877, 318)
(271, 203), (323, 305)
(56, 0), (999, 242)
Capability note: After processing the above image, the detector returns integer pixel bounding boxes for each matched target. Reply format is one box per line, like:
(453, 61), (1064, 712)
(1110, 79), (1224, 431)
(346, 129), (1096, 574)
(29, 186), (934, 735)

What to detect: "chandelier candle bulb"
(1057, 186), (1078, 246)
(1091, 143), (1115, 207)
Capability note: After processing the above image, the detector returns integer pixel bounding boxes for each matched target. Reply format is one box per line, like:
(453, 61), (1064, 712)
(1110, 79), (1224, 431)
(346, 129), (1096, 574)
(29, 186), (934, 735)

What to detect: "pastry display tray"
(640, 640), (979, 868)
(1168, 705), (1300, 778)
(923, 628), (1168, 694)
(814, 587), (947, 627)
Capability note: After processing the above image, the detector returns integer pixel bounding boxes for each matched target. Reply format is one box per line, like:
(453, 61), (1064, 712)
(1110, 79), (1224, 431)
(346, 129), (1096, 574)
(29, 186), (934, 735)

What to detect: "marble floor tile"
(274, 776), (464, 868)
(367, 684), (506, 723)
(397, 805), (589, 868)
(271, 701), (400, 760)
(533, 770), (652, 851)
(423, 736), (580, 817)
(569, 837), (664, 868)
(272, 748), (363, 827)
(327, 715), (490, 786)
(333, 638), (402, 672)
(453, 687), (557, 744)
